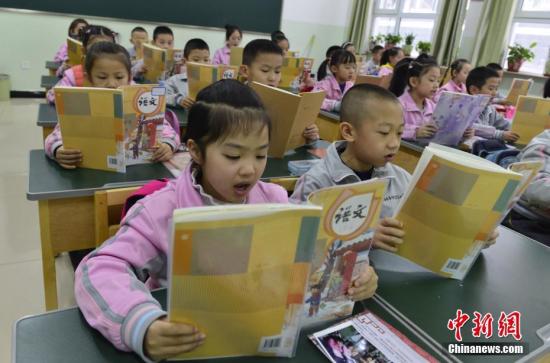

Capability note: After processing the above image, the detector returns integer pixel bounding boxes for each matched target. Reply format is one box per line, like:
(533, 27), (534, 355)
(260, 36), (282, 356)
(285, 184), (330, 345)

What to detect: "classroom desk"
(14, 226), (545, 362)
(45, 60), (61, 76)
(27, 150), (174, 310)
(316, 110), (341, 142)
(41, 75), (58, 90)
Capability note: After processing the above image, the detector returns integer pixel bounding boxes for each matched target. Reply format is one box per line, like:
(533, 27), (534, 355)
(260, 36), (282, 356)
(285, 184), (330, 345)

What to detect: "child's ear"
(187, 139), (203, 165)
(468, 85), (479, 95)
(239, 65), (249, 79)
(340, 122), (356, 142)
(409, 76), (419, 88)
(329, 64), (338, 74)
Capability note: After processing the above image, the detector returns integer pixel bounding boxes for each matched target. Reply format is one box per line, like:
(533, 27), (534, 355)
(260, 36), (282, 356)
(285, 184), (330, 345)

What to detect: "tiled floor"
(0, 98), (76, 363)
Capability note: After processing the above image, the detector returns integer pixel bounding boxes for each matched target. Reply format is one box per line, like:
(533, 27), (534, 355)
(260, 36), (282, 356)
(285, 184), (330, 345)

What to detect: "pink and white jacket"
(54, 43), (68, 62)
(74, 164), (288, 361)
(399, 90), (436, 140)
(46, 66), (82, 104)
(433, 79), (466, 103)
(313, 74), (354, 112)
(212, 44), (230, 65)
(378, 64), (393, 77)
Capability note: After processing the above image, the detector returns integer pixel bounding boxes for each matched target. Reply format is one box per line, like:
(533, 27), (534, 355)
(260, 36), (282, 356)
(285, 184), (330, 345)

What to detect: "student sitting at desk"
(47, 25), (116, 104)
(45, 42), (180, 169)
(317, 45), (342, 81)
(378, 47), (404, 78)
(165, 38), (210, 109)
(53, 18), (88, 64)
(361, 45), (384, 76)
(272, 32), (290, 56)
(212, 24), (242, 65)
(313, 49), (356, 112)
(433, 58), (471, 103)
(127, 26), (149, 65)
(74, 80), (376, 361)
(466, 67), (519, 143)
(132, 26), (176, 81)
(240, 39), (320, 142)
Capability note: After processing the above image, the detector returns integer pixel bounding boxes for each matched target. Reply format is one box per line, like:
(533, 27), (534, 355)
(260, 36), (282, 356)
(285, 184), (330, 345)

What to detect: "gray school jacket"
(473, 104), (511, 140)
(164, 73), (189, 107)
(290, 141), (412, 218)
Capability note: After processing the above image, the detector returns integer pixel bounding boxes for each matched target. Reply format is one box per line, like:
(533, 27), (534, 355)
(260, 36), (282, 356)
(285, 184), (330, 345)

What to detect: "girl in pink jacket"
(53, 18), (88, 63)
(45, 42), (180, 169)
(48, 25), (117, 103)
(212, 24), (242, 65)
(313, 49), (356, 112)
(433, 58), (471, 103)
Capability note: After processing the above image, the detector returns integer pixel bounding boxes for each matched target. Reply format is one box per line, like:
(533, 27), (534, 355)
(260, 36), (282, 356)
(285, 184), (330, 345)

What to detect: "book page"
(511, 96), (550, 145)
(143, 43), (166, 83)
(187, 62), (239, 100)
(67, 37), (83, 66)
(505, 78), (533, 105)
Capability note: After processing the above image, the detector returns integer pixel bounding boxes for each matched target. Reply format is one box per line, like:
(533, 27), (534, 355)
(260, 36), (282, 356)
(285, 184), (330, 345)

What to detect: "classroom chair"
(94, 186), (140, 246)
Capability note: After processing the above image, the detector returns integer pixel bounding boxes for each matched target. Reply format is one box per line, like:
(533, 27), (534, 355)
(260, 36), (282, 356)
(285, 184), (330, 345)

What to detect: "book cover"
(67, 37), (83, 66)
(280, 57), (315, 90)
(230, 47), (244, 66)
(166, 48), (185, 76)
(187, 62), (239, 100)
(143, 43), (167, 83)
(54, 86), (125, 172)
(167, 204), (322, 359)
(511, 95), (550, 145)
(429, 92), (491, 146)
(310, 310), (438, 363)
(250, 82), (325, 158)
(505, 78), (533, 105)
(121, 85), (167, 166)
(394, 143), (523, 280)
(301, 179), (388, 328)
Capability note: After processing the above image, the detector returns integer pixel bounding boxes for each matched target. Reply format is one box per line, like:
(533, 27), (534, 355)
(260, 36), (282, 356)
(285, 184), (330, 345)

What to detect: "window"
(507, 0), (550, 74)
(370, 0), (440, 56)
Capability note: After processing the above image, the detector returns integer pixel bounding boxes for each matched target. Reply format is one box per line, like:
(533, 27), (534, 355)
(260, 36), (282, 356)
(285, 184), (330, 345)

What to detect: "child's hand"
(502, 131), (519, 143)
(373, 217), (404, 252)
(348, 264), (378, 301)
(55, 147), (82, 169)
(303, 124), (320, 142)
(416, 124), (438, 138)
(144, 318), (206, 361)
(151, 143), (174, 162)
(179, 97), (195, 109)
(463, 127), (475, 139)
(482, 229), (499, 249)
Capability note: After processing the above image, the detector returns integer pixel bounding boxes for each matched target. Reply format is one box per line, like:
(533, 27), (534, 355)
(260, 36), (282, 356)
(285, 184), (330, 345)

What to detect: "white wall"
(0, 0), (353, 91)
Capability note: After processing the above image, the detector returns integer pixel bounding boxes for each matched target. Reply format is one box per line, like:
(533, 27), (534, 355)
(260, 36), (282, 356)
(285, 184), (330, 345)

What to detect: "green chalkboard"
(0, 0), (282, 34)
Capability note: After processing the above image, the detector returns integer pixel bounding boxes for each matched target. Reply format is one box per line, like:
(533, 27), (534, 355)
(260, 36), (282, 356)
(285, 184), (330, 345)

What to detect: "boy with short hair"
(127, 26), (148, 64)
(165, 38), (210, 109)
(240, 39), (319, 142)
(362, 45), (384, 75)
(466, 66), (519, 143)
(132, 25), (175, 80)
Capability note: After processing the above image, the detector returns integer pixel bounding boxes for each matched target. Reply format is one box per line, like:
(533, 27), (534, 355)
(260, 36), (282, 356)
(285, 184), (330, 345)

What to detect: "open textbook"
(229, 46), (244, 66)
(250, 82), (325, 158)
(67, 37), (83, 66)
(168, 204), (322, 360)
(301, 179), (387, 328)
(505, 78), (533, 105)
(187, 62), (239, 100)
(428, 92), (491, 146)
(511, 95), (550, 145)
(54, 85), (166, 172)
(142, 43), (184, 82)
(310, 310), (437, 363)
(393, 143), (533, 280)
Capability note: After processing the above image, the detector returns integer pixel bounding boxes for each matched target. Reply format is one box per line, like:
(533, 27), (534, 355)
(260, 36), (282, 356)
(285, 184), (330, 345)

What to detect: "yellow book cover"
(302, 179), (388, 328)
(394, 143), (522, 280)
(143, 43), (166, 83)
(505, 78), (533, 105)
(280, 57), (315, 90)
(67, 37), (83, 66)
(121, 85), (167, 165)
(230, 47), (244, 66)
(168, 204), (322, 359)
(287, 50), (300, 58)
(511, 96), (550, 145)
(54, 86), (125, 172)
(187, 62), (239, 100)
(250, 82), (325, 158)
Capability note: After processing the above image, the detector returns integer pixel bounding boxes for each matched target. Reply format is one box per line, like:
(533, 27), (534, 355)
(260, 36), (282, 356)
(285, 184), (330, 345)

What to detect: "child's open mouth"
(233, 182), (251, 196)
(384, 153), (395, 161)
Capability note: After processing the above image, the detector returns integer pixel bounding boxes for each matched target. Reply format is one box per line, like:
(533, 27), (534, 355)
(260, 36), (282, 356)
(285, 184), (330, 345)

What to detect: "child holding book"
(378, 47), (404, 77)
(466, 66), (519, 143)
(132, 26), (175, 80)
(317, 45), (342, 81)
(74, 79), (379, 361)
(361, 45), (384, 76)
(165, 38), (210, 109)
(53, 18), (88, 63)
(212, 24), (242, 65)
(240, 39), (319, 142)
(45, 42), (180, 169)
(313, 49), (356, 112)
(127, 26), (148, 64)
(433, 58), (471, 103)
(47, 25), (117, 103)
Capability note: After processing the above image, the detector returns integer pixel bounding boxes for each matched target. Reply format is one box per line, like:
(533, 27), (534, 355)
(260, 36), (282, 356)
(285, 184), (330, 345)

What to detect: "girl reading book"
(313, 49), (356, 112)
(212, 24), (242, 65)
(434, 58), (472, 103)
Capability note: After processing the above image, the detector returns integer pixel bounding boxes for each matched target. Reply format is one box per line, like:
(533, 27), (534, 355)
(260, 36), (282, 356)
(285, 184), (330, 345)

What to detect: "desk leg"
(38, 200), (58, 310)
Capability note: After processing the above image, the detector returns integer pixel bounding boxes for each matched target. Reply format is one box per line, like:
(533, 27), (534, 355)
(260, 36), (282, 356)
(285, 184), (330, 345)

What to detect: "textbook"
(187, 62), (239, 100)
(67, 37), (83, 66)
(54, 85), (167, 172)
(250, 82), (325, 158)
(310, 310), (437, 363)
(510, 95), (550, 145)
(166, 48), (185, 76)
(229, 46), (244, 66)
(355, 74), (391, 89)
(394, 143), (523, 280)
(143, 43), (166, 83)
(428, 91), (491, 146)
(167, 204), (322, 359)
(301, 179), (388, 328)
(280, 57), (315, 90)
(505, 78), (533, 105)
